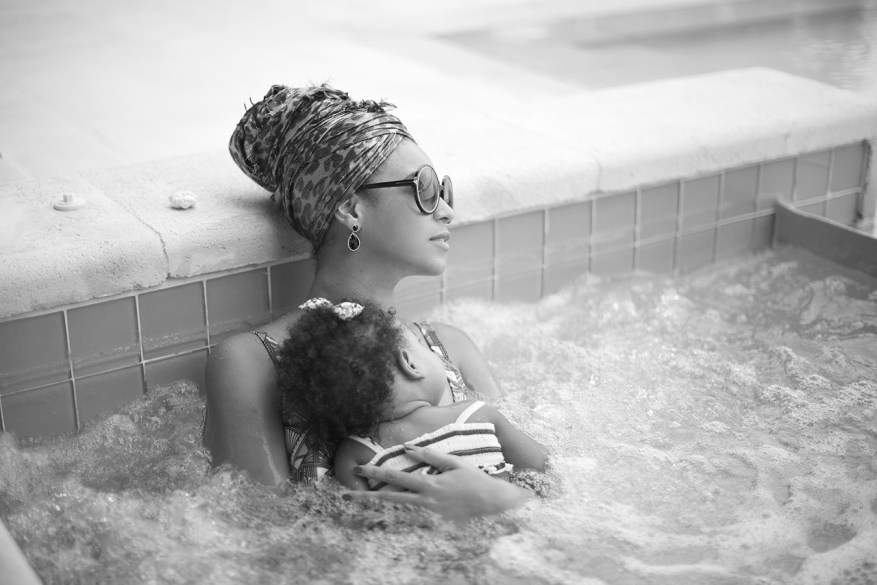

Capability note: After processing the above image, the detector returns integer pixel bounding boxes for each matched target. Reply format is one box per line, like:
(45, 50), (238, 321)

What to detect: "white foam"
(2, 249), (876, 583)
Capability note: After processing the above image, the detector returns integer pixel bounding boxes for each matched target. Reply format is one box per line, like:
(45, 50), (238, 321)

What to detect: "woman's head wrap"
(229, 84), (413, 247)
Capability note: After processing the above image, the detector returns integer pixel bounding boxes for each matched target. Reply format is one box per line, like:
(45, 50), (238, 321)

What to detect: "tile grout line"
(634, 186), (643, 270)
(266, 266), (274, 317)
(589, 195), (597, 274)
(855, 141), (869, 219)
(134, 294), (147, 397)
(63, 308), (81, 432)
(0, 346), (213, 399)
(202, 279), (211, 351)
(674, 178), (686, 274)
(491, 217), (498, 302)
(715, 170), (726, 263)
(540, 207), (548, 299)
(751, 163), (761, 251)
(825, 148), (835, 217)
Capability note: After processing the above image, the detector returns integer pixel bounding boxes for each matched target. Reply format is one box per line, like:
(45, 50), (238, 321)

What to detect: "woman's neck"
(306, 257), (400, 310)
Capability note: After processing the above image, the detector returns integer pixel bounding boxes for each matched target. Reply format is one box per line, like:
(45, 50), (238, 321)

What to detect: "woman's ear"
(334, 193), (365, 229)
(394, 347), (425, 381)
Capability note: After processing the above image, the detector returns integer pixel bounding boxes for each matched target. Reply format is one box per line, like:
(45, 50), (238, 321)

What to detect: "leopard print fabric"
(228, 84), (413, 248)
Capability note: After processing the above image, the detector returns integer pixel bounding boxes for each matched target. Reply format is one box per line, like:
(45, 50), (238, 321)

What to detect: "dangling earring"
(347, 224), (361, 252)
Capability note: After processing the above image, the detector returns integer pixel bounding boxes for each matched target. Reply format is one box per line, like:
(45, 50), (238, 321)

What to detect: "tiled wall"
(0, 143), (869, 440)
(0, 259), (316, 440)
(395, 142), (869, 310)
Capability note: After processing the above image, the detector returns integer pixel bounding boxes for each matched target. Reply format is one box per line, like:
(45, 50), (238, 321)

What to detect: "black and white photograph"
(1, 1), (876, 583)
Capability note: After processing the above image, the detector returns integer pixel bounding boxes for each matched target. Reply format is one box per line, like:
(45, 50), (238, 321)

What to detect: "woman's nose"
(435, 196), (454, 224)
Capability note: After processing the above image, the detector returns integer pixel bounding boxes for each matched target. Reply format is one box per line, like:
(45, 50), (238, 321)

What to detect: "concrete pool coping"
(1, 67), (876, 319)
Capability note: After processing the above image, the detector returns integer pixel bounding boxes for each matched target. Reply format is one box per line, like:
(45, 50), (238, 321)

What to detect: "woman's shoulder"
(258, 310), (306, 343)
(205, 332), (276, 404)
(213, 312), (301, 353)
(212, 328), (266, 353)
(202, 317), (301, 484)
(209, 329), (273, 369)
(207, 311), (303, 379)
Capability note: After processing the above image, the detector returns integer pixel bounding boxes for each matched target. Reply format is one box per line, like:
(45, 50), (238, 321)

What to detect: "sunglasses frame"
(359, 164), (453, 214)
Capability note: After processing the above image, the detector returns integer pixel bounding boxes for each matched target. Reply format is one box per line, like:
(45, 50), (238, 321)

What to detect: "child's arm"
(480, 404), (547, 472)
(333, 438), (378, 490)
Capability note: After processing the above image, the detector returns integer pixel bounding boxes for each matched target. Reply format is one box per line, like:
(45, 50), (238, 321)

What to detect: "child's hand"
(344, 445), (533, 524)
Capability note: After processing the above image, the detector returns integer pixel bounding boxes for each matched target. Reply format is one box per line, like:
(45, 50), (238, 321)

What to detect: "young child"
(278, 298), (547, 491)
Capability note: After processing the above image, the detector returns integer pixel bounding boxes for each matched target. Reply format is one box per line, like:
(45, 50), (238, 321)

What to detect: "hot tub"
(2, 1), (877, 583)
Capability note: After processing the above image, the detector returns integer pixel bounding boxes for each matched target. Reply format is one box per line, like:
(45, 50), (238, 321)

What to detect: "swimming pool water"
(447, 0), (877, 91)
(1, 246), (875, 584)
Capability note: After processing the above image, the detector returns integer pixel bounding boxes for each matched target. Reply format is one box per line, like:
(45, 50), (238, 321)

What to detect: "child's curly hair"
(277, 300), (405, 445)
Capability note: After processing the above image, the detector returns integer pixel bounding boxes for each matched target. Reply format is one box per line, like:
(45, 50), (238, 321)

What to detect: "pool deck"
(1, 0), (876, 318)
(0, 0), (753, 182)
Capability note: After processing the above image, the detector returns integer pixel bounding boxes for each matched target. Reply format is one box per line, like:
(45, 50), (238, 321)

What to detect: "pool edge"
(774, 199), (877, 277)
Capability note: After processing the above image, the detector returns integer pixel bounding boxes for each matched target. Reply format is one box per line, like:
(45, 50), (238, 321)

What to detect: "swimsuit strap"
(413, 321), (451, 359)
(455, 400), (486, 424)
(353, 401), (486, 462)
(253, 330), (281, 369)
(413, 321), (471, 402)
(347, 435), (383, 454)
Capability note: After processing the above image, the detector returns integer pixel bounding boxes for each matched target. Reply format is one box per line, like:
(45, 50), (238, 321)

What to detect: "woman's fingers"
(346, 450), (534, 524)
(353, 446), (473, 490)
(401, 444), (468, 473)
(354, 464), (431, 492)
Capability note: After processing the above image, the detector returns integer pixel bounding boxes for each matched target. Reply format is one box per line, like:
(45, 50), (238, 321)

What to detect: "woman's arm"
(479, 404), (547, 472)
(431, 322), (504, 400)
(203, 332), (291, 485)
(345, 445), (533, 524)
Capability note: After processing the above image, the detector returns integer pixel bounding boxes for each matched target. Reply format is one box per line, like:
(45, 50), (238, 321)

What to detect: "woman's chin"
(412, 258), (447, 278)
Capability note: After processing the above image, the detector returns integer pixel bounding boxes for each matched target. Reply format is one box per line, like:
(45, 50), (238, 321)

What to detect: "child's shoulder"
(333, 437), (377, 490)
(403, 399), (494, 426)
(335, 436), (380, 466)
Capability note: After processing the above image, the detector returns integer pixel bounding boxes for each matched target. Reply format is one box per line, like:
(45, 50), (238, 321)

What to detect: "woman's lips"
(430, 232), (450, 250)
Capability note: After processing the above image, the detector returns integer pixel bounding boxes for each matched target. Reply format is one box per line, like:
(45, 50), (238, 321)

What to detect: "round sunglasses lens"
(441, 175), (453, 209)
(416, 166), (441, 212)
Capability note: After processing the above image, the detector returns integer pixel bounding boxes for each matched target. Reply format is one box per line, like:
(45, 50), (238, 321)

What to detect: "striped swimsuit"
(255, 320), (479, 483)
(348, 400), (511, 491)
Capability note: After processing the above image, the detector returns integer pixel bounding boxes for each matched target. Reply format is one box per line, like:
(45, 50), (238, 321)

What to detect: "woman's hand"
(343, 445), (533, 524)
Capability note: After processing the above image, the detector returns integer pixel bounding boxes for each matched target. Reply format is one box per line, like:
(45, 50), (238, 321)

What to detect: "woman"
(203, 84), (532, 520)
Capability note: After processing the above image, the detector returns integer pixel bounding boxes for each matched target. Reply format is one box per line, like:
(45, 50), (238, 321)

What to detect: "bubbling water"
(1, 247), (876, 585)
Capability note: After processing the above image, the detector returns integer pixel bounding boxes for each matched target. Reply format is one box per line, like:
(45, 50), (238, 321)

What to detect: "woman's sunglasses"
(359, 164), (453, 214)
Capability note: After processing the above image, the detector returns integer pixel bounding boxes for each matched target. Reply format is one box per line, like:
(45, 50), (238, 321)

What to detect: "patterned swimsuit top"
(255, 320), (477, 483)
